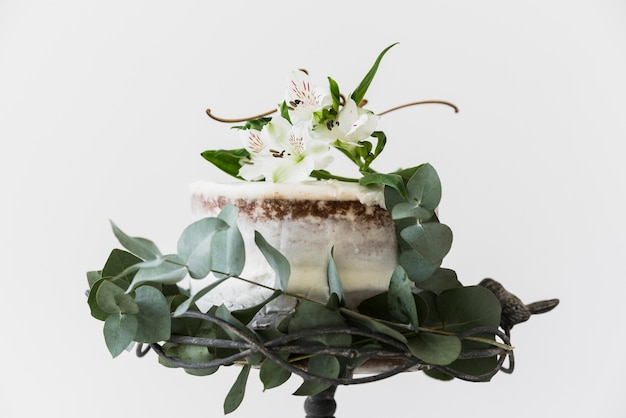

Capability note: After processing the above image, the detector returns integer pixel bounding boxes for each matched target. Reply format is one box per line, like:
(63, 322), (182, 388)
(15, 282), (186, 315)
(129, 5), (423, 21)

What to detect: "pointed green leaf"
(200, 148), (250, 180)
(400, 222), (453, 264)
(407, 332), (461, 365)
(96, 280), (139, 315)
(327, 247), (344, 303)
(387, 266), (419, 330)
(160, 343), (219, 376)
(351, 42), (398, 106)
(340, 308), (407, 344)
(231, 290), (282, 325)
(177, 217), (228, 279)
(101, 249), (142, 285)
(86, 270), (102, 288)
(293, 355), (340, 396)
(224, 364), (251, 414)
(260, 353), (291, 390)
(133, 285), (171, 343)
(173, 275), (232, 317)
(110, 221), (162, 260)
(104, 314), (138, 358)
(360, 173), (406, 198)
(210, 204), (245, 278)
(87, 279), (109, 320)
(254, 231), (290, 291)
(127, 257), (188, 292)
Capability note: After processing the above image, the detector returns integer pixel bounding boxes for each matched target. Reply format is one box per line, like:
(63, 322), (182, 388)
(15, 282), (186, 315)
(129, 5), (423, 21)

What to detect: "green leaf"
(133, 285), (171, 343)
(173, 275), (232, 317)
(387, 266), (419, 330)
(87, 279), (109, 320)
(96, 280), (139, 315)
(405, 163), (442, 212)
(293, 355), (340, 396)
(417, 268), (462, 294)
(340, 308), (407, 344)
(231, 290), (282, 325)
(327, 247), (344, 303)
(224, 364), (251, 414)
(210, 204), (245, 278)
(127, 256), (188, 292)
(254, 231), (290, 291)
(110, 221), (162, 261)
(437, 286), (502, 334)
(200, 148), (250, 180)
(360, 173), (406, 198)
(101, 249), (142, 284)
(391, 202), (433, 221)
(177, 217), (228, 279)
(399, 248), (441, 282)
(160, 343), (219, 376)
(260, 353), (291, 390)
(407, 332), (461, 366)
(86, 270), (102, 288)
(400, 222), (453, 265)
(351, 42), (398, 106)
(215, 304), (259, 343)
(288, 300), (351, 348)
(103, 314), (138, 358)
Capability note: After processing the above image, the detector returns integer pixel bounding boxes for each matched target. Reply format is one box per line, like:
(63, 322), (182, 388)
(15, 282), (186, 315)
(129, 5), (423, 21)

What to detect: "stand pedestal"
(304, 386), (338, 418)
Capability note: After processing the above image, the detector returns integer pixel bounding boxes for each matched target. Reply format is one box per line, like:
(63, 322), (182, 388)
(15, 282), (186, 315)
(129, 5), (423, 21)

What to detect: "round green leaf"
(260, 354), (291, 390)
(103, 314), (138, 358)
(133, 286), (171, 343)
(400, 222), (453, 264)
(210, 204), (246, 278)
(407, 332), (461, 366)
(177, 217), (228, 279)
(437, 286), (502, 334)
(96, 280), (139, 315)
(405, 163), (442, 212)
(293, 355), (340, 396)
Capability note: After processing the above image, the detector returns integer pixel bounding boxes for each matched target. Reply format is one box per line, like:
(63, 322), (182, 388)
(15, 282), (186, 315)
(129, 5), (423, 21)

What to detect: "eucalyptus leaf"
(200, 148), (250, 180)
(391, 202), (433, 221)
(177, 217), (229, 279)
(173, 275), (232, 317)
(110, 221), (162, 261)
(327, 247), (344, 303)
(407, 332), (461, 366)
(254, 231), (290, 291)
(210, 204), (245, 278)
(126, 257), (188, 293)
(400, 222), (453, 264)
(399, 248), (440, 282)
(133, 285), (171, 343)
(160, 343), (219, 376)
(232, 290), (282, 325)
(340, 308), (408, 344)
(96, 280), (139, 315)
(293, 355), (340, 396)
(224, 364), (251, 414)
(405, 163), (442, 212)
(437, 286), (501, 334)
(87, 279), (109, 321)
(104, 314), (138, 358)
(288, 300), (351, 348)
(101, 249), (142, 284)
(215, 304), (259, 343)
(260, 353), (292, 390)
(387, 265), (419, 330)
(418, 268), (462, 294)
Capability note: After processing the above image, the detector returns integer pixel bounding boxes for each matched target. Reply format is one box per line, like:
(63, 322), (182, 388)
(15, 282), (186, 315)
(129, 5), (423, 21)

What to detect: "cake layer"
(189, 180), (399, 319)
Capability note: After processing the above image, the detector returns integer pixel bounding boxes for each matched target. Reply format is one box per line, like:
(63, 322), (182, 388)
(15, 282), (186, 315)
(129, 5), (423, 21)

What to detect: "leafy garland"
(86, 44), (509, 414)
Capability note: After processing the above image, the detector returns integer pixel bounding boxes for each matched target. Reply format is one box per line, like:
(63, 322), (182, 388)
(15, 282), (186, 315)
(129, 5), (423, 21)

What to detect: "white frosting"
(189, 180), (387, 207)
(189, 181), (398, 322)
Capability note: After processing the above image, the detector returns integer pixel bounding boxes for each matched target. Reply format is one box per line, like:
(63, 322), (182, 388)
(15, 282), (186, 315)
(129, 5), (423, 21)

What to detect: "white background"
(1, 1), (625, 417)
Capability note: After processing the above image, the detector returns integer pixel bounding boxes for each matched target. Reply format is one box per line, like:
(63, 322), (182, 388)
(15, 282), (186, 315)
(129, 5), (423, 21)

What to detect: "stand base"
(304, 386), (337, 418)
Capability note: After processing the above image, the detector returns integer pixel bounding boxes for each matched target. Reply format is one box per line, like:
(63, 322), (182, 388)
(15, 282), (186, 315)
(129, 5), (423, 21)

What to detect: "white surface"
(1, 1), (625, 417)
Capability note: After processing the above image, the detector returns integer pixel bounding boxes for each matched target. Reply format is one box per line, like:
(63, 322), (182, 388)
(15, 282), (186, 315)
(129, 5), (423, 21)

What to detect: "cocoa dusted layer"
(192, 195), (394, 228)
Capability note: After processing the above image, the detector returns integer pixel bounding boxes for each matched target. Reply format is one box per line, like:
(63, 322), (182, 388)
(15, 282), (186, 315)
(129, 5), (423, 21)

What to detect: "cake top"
(201, 42), (457, 192)
(190, 179), (386, 207)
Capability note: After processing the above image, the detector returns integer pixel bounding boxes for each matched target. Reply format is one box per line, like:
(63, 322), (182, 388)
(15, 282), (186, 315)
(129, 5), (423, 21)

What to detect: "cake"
(189, 180), (398, 319)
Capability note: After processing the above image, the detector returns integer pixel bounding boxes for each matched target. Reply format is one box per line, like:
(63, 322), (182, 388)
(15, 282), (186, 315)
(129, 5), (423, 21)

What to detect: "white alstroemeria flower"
(285, 70), (332, 125)
(314, 98), (379, 148)
(239, 116), (333, 183)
